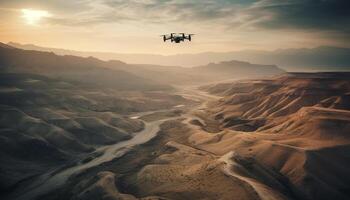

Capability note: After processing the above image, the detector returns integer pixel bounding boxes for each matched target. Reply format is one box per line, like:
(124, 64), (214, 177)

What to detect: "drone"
(161, 33), (195, 43)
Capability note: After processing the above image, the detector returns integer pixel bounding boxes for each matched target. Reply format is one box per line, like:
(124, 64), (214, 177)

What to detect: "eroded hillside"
(196, 73), (350, 199)
(0, 73), (190, 195)
(32, 73), (350, 200)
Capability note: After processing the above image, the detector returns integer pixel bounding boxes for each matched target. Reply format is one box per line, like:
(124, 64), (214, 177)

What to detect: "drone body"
(161, 33), (194, 43)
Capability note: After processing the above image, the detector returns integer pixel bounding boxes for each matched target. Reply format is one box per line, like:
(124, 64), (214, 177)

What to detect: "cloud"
(2, 0), (349, 32)
(250, 0), (350, 32)
(3, 0), (348, 43)
(43, 0), (248, 26)
(43, 0), (350, 35)
(0, 0), (91, 14)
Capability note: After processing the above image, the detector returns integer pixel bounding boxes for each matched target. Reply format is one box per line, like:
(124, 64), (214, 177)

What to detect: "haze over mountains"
(8, 42), (350, 71)
(0, 43), (170, 91)
(0, 43), (285, 86)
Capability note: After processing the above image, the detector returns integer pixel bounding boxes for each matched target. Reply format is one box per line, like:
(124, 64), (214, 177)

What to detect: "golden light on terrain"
(21, 9), (51, 25)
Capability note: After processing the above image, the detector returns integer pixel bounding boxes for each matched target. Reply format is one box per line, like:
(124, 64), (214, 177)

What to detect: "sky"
(0, 0), (349, 55)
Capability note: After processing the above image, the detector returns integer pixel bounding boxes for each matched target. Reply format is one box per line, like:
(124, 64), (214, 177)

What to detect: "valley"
(1, 1), (350, 199)
(3, 72), (347, 200)
(0, 44), (349, 200)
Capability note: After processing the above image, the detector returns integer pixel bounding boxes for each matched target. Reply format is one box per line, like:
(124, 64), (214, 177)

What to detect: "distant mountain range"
(0, 43), (170, 91)
(0, 42), (285, 86)
(8, 42), (350, 71)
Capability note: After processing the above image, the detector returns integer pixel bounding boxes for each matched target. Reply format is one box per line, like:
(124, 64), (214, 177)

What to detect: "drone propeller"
(160, 35), (167, 42)
(188, 34), (195, 41)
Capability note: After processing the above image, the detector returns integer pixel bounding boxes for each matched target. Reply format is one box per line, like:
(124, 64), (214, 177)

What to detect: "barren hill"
(0, 72), (190, 194)
(196, 73), (350, 199)
(192, 60), (285, 81)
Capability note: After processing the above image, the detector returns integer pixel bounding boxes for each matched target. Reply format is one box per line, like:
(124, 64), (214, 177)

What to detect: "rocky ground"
(2, 72), (350, 200)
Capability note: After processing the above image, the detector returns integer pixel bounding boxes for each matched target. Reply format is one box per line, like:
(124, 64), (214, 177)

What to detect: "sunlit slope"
(203, 73), (350, 131)
(197, 73), (350, 200)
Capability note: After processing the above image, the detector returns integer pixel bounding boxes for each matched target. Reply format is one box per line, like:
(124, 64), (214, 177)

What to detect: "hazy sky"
(0, 0), (349, 54)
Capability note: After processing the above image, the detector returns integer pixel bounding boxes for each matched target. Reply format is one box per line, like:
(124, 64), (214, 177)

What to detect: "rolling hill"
(192, 60), (284, 81)
(197, 72), (350, 199)
(8, 42), (350, 71)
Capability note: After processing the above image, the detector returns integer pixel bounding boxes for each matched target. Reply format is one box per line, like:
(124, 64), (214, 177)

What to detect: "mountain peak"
(0, 42), (15, 49)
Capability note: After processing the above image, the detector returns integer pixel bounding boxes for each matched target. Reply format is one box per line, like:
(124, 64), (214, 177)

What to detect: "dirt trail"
(219, 151), (289, 200)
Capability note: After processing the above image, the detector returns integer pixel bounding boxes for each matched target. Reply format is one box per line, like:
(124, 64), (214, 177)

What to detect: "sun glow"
(21, 9), (51, 25)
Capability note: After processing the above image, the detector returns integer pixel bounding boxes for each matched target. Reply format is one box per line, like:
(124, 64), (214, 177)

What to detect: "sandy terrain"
(0, 73), (191, 198)
(2, 71), (350, 200)
(61, 72), (350, 200)
(196, 72), (350, 200)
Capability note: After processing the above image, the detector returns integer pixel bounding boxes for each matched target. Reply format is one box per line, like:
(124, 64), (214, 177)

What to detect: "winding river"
(9, 110), (181, 200)
(8, 87), (216, 200)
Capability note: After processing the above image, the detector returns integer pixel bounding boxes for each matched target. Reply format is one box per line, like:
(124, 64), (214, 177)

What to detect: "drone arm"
(182, 35), (192, 41)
